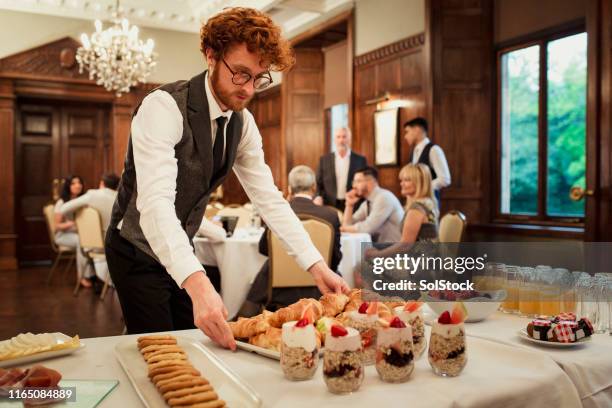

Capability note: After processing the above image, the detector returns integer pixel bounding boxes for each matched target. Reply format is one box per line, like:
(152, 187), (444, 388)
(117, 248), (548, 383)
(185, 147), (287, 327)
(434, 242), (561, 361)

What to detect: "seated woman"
(54, 175), (93, 288)
(359, 164), (439, 296)
(399, 163), (439, 243)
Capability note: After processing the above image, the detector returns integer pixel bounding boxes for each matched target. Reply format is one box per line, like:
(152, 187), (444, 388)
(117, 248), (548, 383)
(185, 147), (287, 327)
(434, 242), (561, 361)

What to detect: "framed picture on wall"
(374, 108), (399, 166)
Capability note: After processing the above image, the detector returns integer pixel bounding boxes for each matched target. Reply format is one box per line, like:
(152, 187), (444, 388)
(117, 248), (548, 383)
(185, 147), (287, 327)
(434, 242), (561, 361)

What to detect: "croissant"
(343, 289), (363, 312)
(320, 293), (350, 317)
(248, 327), (282, 351)
(229, 313), (269, 339)
(268, 298), (323, 328)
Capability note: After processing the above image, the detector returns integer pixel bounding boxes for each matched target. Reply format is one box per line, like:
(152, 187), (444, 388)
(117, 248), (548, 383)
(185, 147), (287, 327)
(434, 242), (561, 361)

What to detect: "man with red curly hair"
(105, 7), (349, 348)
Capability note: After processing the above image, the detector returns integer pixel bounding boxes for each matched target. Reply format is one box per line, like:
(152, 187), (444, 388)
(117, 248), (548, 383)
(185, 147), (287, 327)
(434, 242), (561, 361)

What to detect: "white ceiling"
(0, 0), (353, 36)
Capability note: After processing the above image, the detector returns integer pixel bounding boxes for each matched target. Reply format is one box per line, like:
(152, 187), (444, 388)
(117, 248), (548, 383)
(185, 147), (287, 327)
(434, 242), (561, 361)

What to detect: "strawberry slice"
(358, 302), (369, 314)
(295, 317), (310, 328)
(389, 316), (406, 328)
(330, 324), (348, 337)
(438, 310), (452, 324)
(403, 301), (422, 313)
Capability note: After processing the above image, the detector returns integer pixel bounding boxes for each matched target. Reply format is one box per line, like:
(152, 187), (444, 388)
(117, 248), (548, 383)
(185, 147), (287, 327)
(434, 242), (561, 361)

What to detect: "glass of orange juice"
(501, 265), (519, 314)
(519, 267), (539, 317)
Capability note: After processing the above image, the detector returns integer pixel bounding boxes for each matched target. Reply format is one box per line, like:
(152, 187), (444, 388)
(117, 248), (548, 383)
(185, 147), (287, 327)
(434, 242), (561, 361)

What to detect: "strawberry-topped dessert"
(345, 301), (382, 365)
(375, 316), (415, 383)
(280, 304), (319, 381)
(428, 303), (468, 377)
(323, 324), (364, 394)
(393, 301), (427, 358)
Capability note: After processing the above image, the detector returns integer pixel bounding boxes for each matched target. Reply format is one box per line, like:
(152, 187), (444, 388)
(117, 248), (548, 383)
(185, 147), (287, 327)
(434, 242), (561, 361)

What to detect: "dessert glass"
(428, 321), (467, 377)
(375, 325), (414, 383)
(323, 327), (364, 394)
(280, 321), (319, 381)
(394, 306), (427, 358)
(345, 311), (378, 365)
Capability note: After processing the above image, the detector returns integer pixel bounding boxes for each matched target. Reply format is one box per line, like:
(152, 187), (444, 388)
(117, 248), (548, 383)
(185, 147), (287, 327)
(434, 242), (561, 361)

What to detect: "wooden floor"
(0, 265), (125, 340)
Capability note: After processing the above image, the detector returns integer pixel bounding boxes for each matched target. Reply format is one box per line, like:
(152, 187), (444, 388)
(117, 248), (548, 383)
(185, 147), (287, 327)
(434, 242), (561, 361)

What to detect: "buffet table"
(465, 312), (612, 408)
(37, 321), (587, 408)
(193, 229), (371, 318)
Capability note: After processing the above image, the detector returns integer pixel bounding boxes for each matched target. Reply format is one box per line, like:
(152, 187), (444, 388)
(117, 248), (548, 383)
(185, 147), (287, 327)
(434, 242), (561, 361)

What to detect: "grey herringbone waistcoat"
(109, 71), (243, 261)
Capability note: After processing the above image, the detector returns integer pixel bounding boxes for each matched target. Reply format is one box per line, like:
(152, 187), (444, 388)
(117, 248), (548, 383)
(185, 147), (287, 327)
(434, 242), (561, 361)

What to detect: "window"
(498, 31), (587, 222)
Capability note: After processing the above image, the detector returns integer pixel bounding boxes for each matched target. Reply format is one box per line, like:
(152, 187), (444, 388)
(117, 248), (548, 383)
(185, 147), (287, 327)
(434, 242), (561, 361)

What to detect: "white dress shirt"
(411, 137), (452, 191)
(334, 150), (351, 199)
(128, 72), (322, 287)
(351, 186), (403, 242)
(60, 188), (117, 236)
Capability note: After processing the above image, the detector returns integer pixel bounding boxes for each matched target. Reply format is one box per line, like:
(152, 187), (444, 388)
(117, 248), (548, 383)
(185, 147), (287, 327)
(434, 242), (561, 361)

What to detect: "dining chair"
(266, 216), (334, 304)
(438, 210), (467, 243)
(43, 204), (76, 284)
(74, 207), (111, 298)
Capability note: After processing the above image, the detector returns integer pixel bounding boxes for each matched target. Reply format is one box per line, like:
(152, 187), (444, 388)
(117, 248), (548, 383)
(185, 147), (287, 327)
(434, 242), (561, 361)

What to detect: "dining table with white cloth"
(37, 321), (586, 408)
(461, 311), (612, 408)
(193, 228), (371, 319)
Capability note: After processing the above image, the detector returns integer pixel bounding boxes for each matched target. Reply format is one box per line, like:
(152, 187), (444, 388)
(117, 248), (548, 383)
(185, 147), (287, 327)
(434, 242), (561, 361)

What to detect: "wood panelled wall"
(0, 37), (157, 268)
(353, 34), (429, 198)
(427, 0), (494, 224)
(220, 85), (283, 204)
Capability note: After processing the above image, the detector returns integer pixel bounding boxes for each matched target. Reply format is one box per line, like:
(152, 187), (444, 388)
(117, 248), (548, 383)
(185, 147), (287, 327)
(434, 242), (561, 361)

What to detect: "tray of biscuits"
(115, 334), (261, 408)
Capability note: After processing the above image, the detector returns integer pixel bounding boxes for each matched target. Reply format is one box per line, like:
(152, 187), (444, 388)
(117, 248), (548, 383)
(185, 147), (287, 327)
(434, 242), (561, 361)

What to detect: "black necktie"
(213, 116), (226, 176)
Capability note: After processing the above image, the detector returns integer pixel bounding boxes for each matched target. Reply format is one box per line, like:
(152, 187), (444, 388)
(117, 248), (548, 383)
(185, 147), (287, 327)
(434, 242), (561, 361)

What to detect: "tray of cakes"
(518, 312), (593, 347)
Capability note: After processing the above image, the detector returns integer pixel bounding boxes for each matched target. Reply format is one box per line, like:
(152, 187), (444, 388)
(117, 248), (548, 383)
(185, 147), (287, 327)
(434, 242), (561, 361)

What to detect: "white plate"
(0, 333), (84, 368)
(235, 341), (281, 360)
(517, 329), (591, 348)
(115, 336), (262, 408)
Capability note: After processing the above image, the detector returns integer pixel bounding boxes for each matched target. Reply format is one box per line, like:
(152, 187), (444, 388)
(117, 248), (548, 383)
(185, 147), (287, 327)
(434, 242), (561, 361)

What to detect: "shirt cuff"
(167, 254), (205, 288)
(295, 245), (323, 271)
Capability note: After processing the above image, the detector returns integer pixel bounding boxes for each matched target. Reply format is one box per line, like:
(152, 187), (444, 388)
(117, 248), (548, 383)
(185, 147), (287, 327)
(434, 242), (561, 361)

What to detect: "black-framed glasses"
(221, 58), (273, 90)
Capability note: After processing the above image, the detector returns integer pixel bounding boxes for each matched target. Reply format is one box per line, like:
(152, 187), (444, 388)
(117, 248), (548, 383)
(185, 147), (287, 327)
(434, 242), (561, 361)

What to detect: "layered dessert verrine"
(393, 301), (426, 358)
(345, 302), (382, 365)
(375, 316), (414, 383)
(280, 306), (319, 381)
(428, 303), (467, 377)
(323, 324), (364, 394)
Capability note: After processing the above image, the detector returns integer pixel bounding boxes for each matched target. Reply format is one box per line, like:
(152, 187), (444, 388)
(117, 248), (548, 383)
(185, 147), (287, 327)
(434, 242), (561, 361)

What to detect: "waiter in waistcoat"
(403, 117), (451, 203)
(105, 7), (349, 350)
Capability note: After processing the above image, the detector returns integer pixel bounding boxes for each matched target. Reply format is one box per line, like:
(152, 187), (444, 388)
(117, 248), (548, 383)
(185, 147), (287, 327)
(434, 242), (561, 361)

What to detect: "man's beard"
(211, 68), (252, 111)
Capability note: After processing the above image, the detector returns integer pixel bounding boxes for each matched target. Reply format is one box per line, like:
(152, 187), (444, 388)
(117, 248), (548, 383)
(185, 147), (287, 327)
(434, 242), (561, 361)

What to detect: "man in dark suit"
(316, 127), (367, 211)
(241, 165), (343, 314)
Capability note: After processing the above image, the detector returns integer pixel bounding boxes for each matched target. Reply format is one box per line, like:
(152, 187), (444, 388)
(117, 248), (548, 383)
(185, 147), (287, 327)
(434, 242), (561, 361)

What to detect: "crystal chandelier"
(76, 1), (157, 97)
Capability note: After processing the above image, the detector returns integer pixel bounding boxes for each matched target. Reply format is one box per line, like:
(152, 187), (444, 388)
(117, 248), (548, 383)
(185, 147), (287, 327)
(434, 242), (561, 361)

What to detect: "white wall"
(0, 9), (205, 84)
(355, 0), (424, 56)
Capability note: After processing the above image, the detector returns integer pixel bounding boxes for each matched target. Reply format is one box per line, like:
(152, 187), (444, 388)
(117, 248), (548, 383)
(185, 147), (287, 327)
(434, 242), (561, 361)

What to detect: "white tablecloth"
(39, 327), (583, 408)
(463, 312), (612, 408)
(193, 229), (371, 318)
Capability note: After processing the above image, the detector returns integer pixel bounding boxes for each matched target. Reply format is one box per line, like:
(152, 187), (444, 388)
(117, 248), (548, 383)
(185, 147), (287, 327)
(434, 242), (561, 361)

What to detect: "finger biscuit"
(155, 373), (204, 389)
(144, 347), (185, 361)
(152, 367), (200, 384)
(148, 364), (193, 378)
(138, 334), (175, 343)
(138, 339), (177, 349)
(147, 359), (190, 371)
(168, 390), (218, 406)
(159, 377), (209, 394)
(162, 384), (213, 400)
(187, 401), (226, 408)
(140, 344), (184, 355)
(147, 353), (187, 364)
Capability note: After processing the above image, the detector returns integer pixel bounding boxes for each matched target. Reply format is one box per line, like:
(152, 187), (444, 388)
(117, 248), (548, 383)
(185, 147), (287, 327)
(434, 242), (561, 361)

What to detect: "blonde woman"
(399, 163), (439, 243)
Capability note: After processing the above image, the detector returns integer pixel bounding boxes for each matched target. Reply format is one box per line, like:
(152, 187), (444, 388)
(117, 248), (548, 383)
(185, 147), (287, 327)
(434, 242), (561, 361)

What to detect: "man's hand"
(308, 260), (350, 294)
(344, 189), (359, 207)
(182, 272), (236, 350)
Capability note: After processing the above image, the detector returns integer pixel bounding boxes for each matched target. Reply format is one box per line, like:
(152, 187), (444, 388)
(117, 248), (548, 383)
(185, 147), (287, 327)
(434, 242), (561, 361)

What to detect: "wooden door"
(15, 99), (109, 262)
